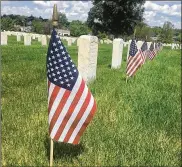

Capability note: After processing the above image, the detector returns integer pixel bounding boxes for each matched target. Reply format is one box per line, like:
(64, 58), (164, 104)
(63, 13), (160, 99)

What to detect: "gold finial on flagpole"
(52, 4), (58, 27)
(133, 28), (136, 39)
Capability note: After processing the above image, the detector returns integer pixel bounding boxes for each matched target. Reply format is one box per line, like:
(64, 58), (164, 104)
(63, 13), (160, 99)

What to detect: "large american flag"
(148, 42), (157, 60)
(141, 41), (148, 64)
(126, 39), (143, 77)
(47, 29), (97, 145)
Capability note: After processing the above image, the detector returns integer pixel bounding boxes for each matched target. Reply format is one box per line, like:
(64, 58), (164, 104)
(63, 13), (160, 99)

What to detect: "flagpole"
(49, 4), (58, 167)
(50, 138), (54, 166)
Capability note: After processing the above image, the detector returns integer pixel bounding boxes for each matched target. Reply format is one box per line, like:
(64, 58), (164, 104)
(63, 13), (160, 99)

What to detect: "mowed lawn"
(1, 36), (181, 166)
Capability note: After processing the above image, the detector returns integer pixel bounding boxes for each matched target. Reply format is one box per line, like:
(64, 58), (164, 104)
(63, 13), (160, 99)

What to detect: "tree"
(58, 12), (69, 29)
(87, 0), (145, 37)
(70, 20), (89, 37)
(32, 20), (44, 34)
(1, 17), (15, 30)
(159, 21), (174, 43)
(135, 22), (152, 41)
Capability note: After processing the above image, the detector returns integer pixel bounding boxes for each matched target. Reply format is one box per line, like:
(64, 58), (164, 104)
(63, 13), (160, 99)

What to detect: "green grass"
(1, 35), (181, 166)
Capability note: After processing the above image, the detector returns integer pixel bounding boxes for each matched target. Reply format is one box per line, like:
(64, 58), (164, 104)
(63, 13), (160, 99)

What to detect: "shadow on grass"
(44, 135), (84, 161)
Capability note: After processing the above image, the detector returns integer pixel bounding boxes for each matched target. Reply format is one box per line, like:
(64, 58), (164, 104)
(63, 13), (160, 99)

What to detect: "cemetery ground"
(1, 36), (181, 166)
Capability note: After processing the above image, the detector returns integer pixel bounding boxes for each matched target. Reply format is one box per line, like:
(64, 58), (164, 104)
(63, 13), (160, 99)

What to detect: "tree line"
(1, 13), (90, 37)
(1, 0), (181, 43)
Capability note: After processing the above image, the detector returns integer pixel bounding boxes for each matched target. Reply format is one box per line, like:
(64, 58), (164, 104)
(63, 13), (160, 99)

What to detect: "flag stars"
(56, 35), (59, 38)
(57, 71), (61, 74)
(62, 51), (66, 55)
(67, 84), (71, 87)
(60, 46), (63, 50)
(50, 50), (53, 54)
(64, 74), (67, 78)
(65, 79), (69, 82)
(58, 40), (61, 44)
(55, 48), (58, 52)
(53, 42), (56, 46)
(62, 69), (66, 73)
(63, 56), (67, 60)
(57, 53), (60, 57)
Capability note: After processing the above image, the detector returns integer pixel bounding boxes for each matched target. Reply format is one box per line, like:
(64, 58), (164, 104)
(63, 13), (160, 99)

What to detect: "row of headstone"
(171, 43), (181, 49)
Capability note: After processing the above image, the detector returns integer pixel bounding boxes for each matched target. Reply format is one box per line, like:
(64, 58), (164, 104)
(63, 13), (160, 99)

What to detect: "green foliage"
(70, 20), (89, 37)
(151, 26), (162, 37)
(97, 31), (108, 39)
(135, 22), (152, 40)
(159, 21), (174, 43)
(1, 17), (15, 31)
(1, 36), (181, 166)
(32, 20), (44, 34)
(58, 12), (69, 29)
(87, 0), (145, 37)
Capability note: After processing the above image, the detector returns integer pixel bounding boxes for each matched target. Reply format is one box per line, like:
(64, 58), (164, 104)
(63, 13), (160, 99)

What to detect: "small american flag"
(155, 42), (159, 53)
(141, 41), (148, 64)
(47, 29), (97, 145)
(126, 39), (143, 77)
(148, 43), (157, 60)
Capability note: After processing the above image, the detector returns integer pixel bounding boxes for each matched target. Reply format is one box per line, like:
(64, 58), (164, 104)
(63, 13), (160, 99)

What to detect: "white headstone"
(147, 42), (152, 49)
(24, 34), (31, 46)
(67, 38), (72, 46)
(78, 35), (98, 83)
(41, 35), (47, 46)
(17, 35), (21, 42)
(136, 41), (144, 50)
(111, 38), (124, 69)
(1, 32), (8, 45)
(127, 40), (132, 61)
(171, 43), (174, 49)
(32, 35), (36, 40)
(100, 40), (103, 44)
(38, 36), (42, 42)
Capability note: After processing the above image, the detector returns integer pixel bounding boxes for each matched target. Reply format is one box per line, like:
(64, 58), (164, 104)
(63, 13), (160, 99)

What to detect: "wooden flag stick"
(50, 139), (54, 167)
(49, 4), (58, 167)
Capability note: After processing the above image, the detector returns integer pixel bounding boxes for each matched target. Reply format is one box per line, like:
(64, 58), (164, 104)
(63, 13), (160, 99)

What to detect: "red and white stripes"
(48, 75), (96, 144)
(126, 49), (144, 77)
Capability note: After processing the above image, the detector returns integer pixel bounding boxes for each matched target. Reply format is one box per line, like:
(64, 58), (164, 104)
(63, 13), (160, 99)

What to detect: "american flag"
(148, 42), (157, 60)
(141, 41), (148, 64)
(155, 42), (159, 53)
(126, 39), (143, 77)
(47, 29), (97, 145)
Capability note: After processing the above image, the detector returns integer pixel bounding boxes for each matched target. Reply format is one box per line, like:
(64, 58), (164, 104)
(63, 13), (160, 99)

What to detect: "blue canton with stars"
(141, 41), (148, 52)
(46, 29), (78, 91)
(129, 39), (138, 57)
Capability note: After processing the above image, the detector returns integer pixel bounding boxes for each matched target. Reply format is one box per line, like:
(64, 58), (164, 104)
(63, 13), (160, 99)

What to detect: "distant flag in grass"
(155, 42), (159, 53)
(141, 41), (148, 64)
(148, 42), (157, 60)
(126, 39), (144, 77)
(47, 28), (97, 145)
